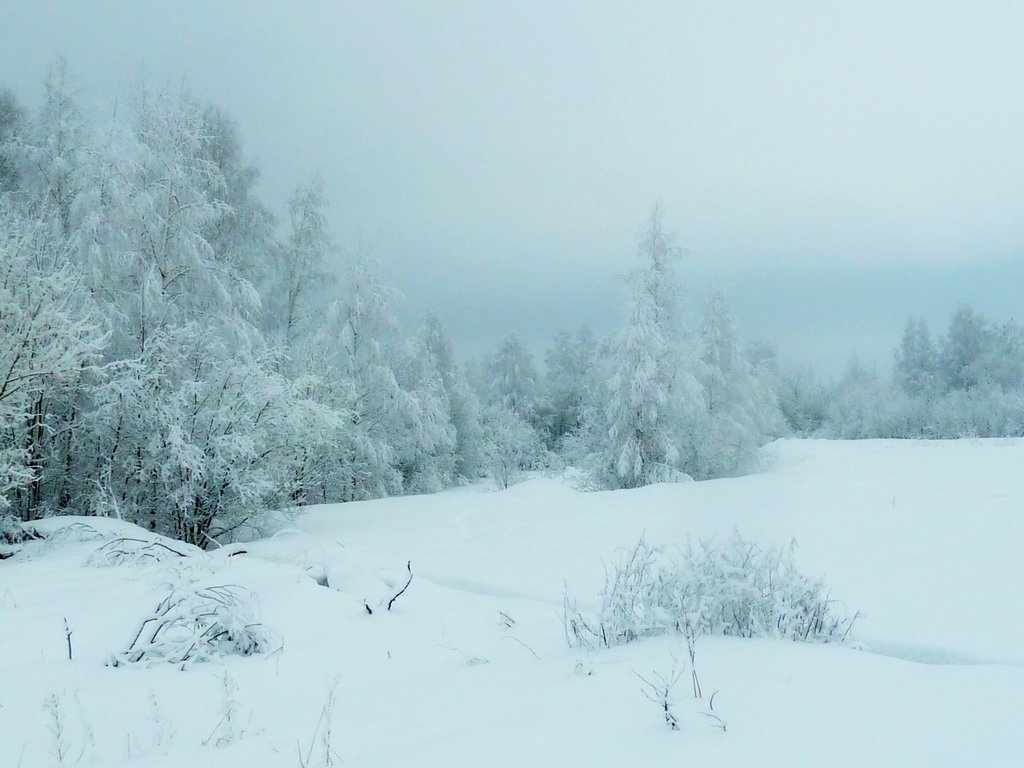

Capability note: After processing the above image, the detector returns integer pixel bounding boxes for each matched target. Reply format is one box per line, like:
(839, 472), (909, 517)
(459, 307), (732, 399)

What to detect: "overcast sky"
(4, 1), (1024, 374)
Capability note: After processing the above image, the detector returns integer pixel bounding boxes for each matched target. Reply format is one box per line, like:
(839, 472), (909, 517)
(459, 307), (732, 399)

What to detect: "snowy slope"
(1, 438), (1022, 767)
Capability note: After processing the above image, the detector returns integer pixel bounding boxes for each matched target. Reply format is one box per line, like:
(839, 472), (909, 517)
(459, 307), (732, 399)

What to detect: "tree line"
(20, 62), (1014, 545)
(781, 305), (1024, 439)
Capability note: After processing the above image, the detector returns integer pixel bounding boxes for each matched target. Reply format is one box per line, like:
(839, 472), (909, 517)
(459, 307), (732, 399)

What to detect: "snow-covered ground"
(2, 438), (1022, 766)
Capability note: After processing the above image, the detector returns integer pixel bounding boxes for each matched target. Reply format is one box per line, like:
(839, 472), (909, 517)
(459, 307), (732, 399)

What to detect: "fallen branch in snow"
(386, 561), (413, 612)
(88, 537), (191, 567)
(42, 522), (104, 547)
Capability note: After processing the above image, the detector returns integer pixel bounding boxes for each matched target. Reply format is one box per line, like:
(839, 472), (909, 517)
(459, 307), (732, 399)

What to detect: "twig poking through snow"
(298, 674), (342, 767)
(502, 635), (540, 660)
(386, 561), (413, 612)
(63, 618), (73, 661)
(700, 691), (728, 732)
(636, 663), (684, 731)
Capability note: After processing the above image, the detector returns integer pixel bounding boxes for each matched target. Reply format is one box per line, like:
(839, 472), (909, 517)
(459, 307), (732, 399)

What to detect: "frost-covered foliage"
(583, 209), (701, 488)
(580, 210), (779, 488)
(565, 534), (857, 649)
(420, 313), (483, 480)
(305, 256), (421, 501)
(0, 205), (105, 516)
(16, 61), (1021, 547)
(693, 292), (782, 477)
(0, 64), (484, 537)
(483, 333), (541, 420)
(540, 328), (596, 448)
(0, 87), (24, 192)
(786, 306), (1024, 439)
(110, 583), (275, 667)
(0, 513), (38, 547)
(265, 176), (333, 355)
(480, 403), (547, 489)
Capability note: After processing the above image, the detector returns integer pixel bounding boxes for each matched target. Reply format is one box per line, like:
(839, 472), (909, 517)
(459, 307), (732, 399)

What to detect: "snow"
(2, 438), (1022, 766)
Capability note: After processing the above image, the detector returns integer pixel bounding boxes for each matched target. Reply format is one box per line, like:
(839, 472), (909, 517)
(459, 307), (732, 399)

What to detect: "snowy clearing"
(2, 438), (1022, 766)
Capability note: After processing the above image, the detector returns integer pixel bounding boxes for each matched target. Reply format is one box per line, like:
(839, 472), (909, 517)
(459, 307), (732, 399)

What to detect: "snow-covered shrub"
(565, 534), (857, 648)
(480, 403), (546, 489)
(110, 584), (275, 667)
(0, 514), (41, 559)
(0, 514), (33, 545)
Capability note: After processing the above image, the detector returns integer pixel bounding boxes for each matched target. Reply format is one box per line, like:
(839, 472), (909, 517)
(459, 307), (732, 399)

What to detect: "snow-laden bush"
(0, 514), (41, 559)
(565, 533), (857, 649)
(0, 514), (33, 545)
(480, 403), (547, 489)
(110, 584), (276, 667)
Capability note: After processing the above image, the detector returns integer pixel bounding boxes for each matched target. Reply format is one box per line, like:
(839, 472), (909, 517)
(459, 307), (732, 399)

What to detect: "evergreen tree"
(588, 207), (702, 488)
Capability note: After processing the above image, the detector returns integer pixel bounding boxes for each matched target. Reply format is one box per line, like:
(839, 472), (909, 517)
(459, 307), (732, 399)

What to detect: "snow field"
(1, 438), (1022, 766)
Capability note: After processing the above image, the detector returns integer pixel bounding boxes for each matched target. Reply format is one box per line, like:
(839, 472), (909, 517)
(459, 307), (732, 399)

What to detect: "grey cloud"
(4, 1), (1023, 374)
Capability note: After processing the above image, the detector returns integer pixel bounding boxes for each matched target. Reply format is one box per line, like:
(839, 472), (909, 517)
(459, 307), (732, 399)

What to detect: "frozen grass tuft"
(566, 532), (858, 649)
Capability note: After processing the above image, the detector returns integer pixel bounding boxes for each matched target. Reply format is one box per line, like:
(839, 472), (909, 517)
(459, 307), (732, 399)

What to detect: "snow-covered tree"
(6, 61), (98, 242)
(0, 86), (24, 194)
(305, 255), (406, 501)
(824, 358), (900, 439)
(84, 330), (337, 543)
(480, 403), (545, 490)
(939, 305), (990, 392)
(981, 320), (1024, 393)
(541, 327), (596, 447)
(587, 207), (702, 488)
(484, 333), (541, 422)
(267, 177), (333, 354)
(31, 84), (323, 542)
(0, 207), (105, 518)
(195, 104), (275, 292)
(777, 364), (828, 435)
(419, 312), (482, 480)
(693, 291), (780, 477)
(390, 333), (458, 494)
(894, 317), (938, 396)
